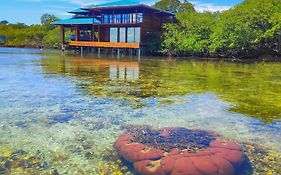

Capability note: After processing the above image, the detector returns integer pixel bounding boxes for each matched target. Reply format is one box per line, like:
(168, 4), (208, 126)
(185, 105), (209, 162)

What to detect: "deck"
(69, 41), (140, 49)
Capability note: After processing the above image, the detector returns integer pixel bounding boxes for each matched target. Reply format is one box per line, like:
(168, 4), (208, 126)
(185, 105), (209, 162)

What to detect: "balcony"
(102, 13), (143, 24)
(69, 41), (140, 49)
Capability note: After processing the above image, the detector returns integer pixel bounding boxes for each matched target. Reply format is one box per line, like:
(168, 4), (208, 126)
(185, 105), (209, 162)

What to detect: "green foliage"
(0, 14), (60, 48)
(0, 35), (7, 44)
(163, 11), (216, 56)
(43, 27), (61, 49)
(162, 0), (281, 58)
(0, 20), (9, 25)
(210, 0), (281, 58)
(153, 0), (195, 14)
(153, 0), (182, 13)
(41, 13), (60, 28)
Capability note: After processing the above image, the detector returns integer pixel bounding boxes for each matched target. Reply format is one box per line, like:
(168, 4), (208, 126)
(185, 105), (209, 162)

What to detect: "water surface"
(0, 47), (280, 174)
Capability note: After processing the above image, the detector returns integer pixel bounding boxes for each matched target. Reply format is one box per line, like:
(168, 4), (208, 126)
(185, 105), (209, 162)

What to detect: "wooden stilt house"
(53, 0), (175, 55)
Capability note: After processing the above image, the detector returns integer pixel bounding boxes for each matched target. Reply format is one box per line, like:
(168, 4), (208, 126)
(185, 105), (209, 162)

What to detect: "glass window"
(103, 13), (143, 24)
(110, 28), (118, 42)
(103, 15), (108, 23)
(119, 28), (126, 42)
(127, 27), (140, 43)
(123, 14), (130, 23)
(135, 27), (140, 43)
(137, 13), (143, 23)
(115, 14), (122, 24)
(127, 27), (135, 43)
(133, 14), (137, 23)
(103, 14), (113, 23)
(109, 15), (113, 23)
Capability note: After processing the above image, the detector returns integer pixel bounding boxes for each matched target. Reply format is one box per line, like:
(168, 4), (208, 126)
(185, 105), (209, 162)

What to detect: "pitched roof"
(53, 18), (101, 25)
(83, 0), (174, 16)
(85, 0), (141, 9)
(68, 8), (90, 14)
(53, 0), (174, 25)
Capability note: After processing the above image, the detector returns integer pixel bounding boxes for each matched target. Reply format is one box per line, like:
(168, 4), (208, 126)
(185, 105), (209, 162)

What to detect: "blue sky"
(0, 0), (244, 25)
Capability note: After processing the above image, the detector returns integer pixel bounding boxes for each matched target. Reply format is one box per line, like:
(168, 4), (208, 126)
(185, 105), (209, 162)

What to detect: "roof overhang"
(68, 8), (90, 14)
(53, 18), (101, 25)
(83, 4), (175, 16)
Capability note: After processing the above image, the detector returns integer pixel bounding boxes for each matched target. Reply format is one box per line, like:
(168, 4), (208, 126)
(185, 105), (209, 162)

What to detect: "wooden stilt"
(92, 25), (95, 41)
(60, 25), (65, 51)
(117, 49), (120, 59)
(137, 48), (141, 58)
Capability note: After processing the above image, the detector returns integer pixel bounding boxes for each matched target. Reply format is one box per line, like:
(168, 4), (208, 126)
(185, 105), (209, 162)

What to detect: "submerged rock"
(0, 147), (53, 174)
(114, 126), (252, 175)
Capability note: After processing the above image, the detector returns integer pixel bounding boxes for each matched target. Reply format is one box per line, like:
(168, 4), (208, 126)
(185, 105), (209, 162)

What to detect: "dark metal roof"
(53, 18), (101, 25)
(53, 0), (175, 25)
(83, 0), (175, 16)
(68, 8), (90, 14)
(86, 0), (141, 8)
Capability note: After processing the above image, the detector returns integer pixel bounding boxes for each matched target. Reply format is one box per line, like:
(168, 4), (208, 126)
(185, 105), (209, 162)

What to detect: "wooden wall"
(141, 8), (173, 45)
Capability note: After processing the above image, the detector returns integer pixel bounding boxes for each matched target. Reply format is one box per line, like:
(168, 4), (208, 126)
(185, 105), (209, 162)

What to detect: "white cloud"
(190, 1), (231, 12)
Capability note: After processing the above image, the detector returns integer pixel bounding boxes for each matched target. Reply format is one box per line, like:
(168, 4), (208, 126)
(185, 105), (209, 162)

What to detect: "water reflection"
(41, 54), (281, 123)
(110, 65), (139, 81)
(43, 56), (139, 80)
(1, 49), (281, 174)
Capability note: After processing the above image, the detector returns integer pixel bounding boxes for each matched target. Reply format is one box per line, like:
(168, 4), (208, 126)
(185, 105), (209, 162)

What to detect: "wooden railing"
(69, 41), (140, 49)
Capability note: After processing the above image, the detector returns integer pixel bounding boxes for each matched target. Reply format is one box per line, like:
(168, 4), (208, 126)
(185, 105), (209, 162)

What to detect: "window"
(127, 27), (140, 43)
(119, 28), (126, 42)
(103, 14), (108, 23)
(114, 14), (122, 23)
(137, 13), (143, 23)
(103, 14), (113, 23)
(102, 13), (143, 24)
(134, 27), (140, 43)
(127, 27), (135, 43)
(133, 13), (137, 23)
(110, 28), (118, 42)
(122, 14), (130, 23)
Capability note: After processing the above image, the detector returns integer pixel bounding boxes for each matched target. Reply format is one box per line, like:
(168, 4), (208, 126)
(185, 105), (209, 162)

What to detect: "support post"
(60, 25), (65, 51)
(137, 48), (141, 58)
(135, 7), (138, 23)
(80, 46), (83, 55)
(117, 27), (120, 42)
(117, 49), (120, 56)
(74, 25), (81, 41)
(98, 26), (101, 42)
(92, 25), (95, 41)
(75, 25), (79, 41)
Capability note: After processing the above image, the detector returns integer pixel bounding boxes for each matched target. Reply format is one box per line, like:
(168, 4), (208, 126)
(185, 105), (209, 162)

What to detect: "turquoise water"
(0, 48), (280, 174)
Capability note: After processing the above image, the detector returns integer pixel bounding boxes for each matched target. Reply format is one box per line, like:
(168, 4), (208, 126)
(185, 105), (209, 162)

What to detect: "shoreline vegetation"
(0, 0), (281, 59)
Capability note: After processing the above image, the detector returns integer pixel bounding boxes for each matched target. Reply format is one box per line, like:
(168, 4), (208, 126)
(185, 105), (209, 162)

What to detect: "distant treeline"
(155, 0), (281, 58)
(0, 14), (61, 49)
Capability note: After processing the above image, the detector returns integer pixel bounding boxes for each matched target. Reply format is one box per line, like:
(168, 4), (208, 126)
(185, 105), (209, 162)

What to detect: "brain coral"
(114, 126), (251, 175)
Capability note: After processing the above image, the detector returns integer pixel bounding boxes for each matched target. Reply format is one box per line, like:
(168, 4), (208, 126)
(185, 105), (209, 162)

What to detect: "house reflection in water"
(109, 64), (139, 81)
(41, 55), (141, 97)
(67, 57), (140, 81)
